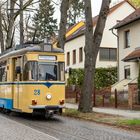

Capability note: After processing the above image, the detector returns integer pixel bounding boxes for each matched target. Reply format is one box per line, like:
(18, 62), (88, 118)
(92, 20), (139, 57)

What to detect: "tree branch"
(57, 0), (69, 49)
(14, 0), (34, 20)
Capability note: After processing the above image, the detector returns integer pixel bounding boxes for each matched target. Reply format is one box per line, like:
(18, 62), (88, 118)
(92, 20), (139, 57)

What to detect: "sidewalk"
(0, 115), (58, 140)
(65, 103), (140, 119)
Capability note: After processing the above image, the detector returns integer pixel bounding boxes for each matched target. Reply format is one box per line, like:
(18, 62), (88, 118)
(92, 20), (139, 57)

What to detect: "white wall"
(65, 2), (135, 70)
(65, 35), (85, 70)
(118, 20), (140, 81)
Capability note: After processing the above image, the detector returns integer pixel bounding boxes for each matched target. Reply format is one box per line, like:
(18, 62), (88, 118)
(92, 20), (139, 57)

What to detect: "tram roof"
(0, 44), (64, 61)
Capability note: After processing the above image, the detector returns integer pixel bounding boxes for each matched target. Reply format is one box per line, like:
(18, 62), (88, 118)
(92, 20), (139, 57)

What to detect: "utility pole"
(20, 0), (24, 45)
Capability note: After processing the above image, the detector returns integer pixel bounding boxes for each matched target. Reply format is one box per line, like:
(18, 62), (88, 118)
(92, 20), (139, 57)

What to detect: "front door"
(13, 57), (22, 109)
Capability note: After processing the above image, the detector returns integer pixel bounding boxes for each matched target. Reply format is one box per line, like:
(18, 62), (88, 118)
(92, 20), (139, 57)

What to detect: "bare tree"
(6, 0), (16, 49)
(0, 4), (4, 52)
(57, 0), (69, 49)
(20, 0), (24, 44)
(78, 0), (111, 112)
(0, 0), (34, 52)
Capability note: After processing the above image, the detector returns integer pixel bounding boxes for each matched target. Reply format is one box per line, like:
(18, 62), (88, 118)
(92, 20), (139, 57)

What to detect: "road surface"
(0, 112), (140, 140)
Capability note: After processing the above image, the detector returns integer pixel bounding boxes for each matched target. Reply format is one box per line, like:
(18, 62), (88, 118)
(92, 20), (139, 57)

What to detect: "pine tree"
(33, 0), (57, 41)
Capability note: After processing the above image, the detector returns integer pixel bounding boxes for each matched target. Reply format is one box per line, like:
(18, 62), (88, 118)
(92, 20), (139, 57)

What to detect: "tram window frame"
(13, 57), (23, 81)
(38, 62), (58, 81)
(0, 66), (7, 82)
(58, 62), (65, 81)
(23, 61), (38, 81)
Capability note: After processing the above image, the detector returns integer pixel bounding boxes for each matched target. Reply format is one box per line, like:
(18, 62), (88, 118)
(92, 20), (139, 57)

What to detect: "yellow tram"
(0, 43), (65, 117)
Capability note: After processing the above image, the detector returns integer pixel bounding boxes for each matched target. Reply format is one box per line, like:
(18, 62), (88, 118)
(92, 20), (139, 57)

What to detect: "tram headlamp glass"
(46, 94), (52, 100)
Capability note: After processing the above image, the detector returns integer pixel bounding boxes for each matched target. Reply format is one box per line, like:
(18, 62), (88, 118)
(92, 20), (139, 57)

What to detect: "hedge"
(67, 67), (117, 89)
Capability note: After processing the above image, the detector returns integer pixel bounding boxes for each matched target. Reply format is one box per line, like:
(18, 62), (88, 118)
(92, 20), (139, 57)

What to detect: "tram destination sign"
(39, 55), (56, 61)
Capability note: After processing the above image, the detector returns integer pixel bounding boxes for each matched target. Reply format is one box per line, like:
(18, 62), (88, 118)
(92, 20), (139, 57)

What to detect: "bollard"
(102, 95), (105, 107)
(93, 89), (96, 107)
(115, 89), (118, 108)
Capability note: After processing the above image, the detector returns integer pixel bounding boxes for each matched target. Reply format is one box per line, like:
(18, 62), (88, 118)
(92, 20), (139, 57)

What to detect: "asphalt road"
(1, 112), (140, 140)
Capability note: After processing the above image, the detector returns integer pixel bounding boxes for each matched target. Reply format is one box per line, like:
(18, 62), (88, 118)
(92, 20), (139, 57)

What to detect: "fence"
(65, 85), (140, 110)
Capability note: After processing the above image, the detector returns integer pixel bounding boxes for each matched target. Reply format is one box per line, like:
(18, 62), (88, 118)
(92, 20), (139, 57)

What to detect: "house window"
(124, 66), (130, 79)
(99, 48), (117, 61)
(67, 52), (70, 66)
(73, 50), (76, 64)
(79, 47), (83, 62)
(124, 30), (130, 48)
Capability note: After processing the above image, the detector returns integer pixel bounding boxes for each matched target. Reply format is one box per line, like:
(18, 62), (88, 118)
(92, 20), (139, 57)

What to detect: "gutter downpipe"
(111, 28), (120, 82)
(138, 58), (140, 104)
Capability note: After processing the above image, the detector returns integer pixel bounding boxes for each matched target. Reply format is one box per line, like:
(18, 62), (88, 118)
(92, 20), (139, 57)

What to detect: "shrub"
(67, 67), (117, 89)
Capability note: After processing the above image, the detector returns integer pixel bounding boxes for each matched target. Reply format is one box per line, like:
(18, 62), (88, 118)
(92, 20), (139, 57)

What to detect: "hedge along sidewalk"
(67, 67), (117, 89)
(65, 103), (140, 119)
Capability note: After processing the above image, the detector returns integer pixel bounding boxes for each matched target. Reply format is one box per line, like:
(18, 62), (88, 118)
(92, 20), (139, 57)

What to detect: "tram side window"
(58, 63), (65, 81)
(0, 67), (7, 82)
(23, 61), (38, 81)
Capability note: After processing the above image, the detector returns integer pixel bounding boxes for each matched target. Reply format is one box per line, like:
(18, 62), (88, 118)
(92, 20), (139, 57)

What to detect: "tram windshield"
(38, 62), (65, 81)
(23, 61), (65, 81)
(38, 63), (57, 81)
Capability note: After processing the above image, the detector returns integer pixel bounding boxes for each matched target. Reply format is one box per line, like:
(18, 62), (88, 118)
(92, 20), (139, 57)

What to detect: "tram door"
(13, 57), (22, 110)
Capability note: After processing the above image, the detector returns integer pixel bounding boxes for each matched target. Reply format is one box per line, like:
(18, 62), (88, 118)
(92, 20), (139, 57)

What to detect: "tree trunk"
(6, 0), (15, 49)
(57, 0), (69, 49)
(20, 0), (24, 45)
(78, 0), (111, 112)
(0, 6), (4, 52)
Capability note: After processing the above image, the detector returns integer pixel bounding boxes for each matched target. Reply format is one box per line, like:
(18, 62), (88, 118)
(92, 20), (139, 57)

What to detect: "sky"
(14, 0), (122, 43)
(53, 0), (122, 24)
(53, 0), (103, 23)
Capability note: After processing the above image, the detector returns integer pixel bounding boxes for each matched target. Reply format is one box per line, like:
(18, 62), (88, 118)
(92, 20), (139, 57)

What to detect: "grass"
(117, 119), (140, 126)
(63, 108), (140, 132)
(63, 108), (123, 123)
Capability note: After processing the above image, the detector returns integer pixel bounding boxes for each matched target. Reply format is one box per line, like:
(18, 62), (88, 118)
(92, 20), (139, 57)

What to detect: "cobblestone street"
(0, 113), (140, 140)
(0, 114), (58, 140)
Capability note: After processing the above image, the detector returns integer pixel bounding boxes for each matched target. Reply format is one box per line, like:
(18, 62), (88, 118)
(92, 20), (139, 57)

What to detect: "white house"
(112, 8), (140, 87)
(64, 0), (136, 70)
(111, 9), (140, 106)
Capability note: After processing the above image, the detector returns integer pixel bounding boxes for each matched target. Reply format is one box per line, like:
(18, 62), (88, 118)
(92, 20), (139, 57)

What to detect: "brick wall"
(128, 83), (138, 109)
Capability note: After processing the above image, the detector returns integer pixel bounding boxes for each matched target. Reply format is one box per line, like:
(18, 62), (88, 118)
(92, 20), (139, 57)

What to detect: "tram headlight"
(46, 94), (52, 100)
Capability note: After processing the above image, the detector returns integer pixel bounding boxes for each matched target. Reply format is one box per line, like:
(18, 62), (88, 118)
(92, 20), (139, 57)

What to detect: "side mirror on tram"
(16, 66), (21, 74)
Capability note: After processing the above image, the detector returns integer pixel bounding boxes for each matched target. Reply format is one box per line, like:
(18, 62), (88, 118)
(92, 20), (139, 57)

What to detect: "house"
(65, 0), (136, 70)
(114, 8), (140, 82)
(112, 8), (140, 107)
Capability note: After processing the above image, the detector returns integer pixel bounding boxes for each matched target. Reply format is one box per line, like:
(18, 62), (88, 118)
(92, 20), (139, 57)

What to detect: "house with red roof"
(65, 0), (136, 70)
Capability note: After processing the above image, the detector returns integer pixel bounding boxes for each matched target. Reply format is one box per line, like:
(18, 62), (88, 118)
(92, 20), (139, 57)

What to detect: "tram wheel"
(3, 109), (11, 114)
(45, 111), (54, 119)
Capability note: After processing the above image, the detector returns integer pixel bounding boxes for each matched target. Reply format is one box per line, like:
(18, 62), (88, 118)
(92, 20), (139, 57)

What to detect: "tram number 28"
(34, 89), (41, 95)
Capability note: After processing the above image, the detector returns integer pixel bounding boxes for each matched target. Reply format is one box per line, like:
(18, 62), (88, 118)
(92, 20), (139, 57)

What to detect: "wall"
(118, 20), (140, 81)
(128, 83), (138, 109)
(65, 2), (135, 70)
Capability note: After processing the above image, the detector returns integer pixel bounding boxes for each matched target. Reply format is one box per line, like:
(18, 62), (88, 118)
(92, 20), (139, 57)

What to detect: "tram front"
(21, 52), (65, 118)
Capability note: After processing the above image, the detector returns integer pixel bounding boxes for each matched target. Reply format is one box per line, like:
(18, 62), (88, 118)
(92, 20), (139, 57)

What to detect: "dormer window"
(124, 30), (130, 48)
